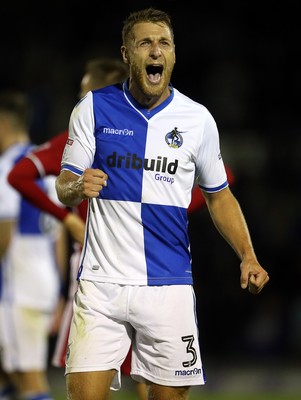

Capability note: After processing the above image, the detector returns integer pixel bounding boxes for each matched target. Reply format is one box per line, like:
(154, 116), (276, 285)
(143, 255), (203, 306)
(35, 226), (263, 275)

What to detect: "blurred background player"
(0, 90), (66, 400)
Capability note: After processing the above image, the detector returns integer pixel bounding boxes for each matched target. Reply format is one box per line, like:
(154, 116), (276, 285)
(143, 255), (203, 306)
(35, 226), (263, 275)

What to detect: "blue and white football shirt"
(61, 82), (228, 286)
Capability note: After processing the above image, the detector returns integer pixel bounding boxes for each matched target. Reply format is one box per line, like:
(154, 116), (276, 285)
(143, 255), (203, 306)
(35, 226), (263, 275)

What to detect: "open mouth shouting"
(146, 64), (163, 84)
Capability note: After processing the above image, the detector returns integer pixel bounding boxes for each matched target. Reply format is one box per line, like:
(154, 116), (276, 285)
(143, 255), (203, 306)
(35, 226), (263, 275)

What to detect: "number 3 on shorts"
(182, 335), (197, 367)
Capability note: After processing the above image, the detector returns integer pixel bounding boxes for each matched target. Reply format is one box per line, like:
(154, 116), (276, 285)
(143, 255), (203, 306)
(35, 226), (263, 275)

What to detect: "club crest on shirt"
(165, 127), (184, 149)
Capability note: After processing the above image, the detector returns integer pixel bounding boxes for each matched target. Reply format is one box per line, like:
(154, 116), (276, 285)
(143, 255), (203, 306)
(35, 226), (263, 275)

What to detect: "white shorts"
(0, 303), (52, 372)
(65, 280), (205, 389)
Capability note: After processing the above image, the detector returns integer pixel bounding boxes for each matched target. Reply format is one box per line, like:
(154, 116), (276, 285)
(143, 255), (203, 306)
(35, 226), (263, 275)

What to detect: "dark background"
(1, 0), (300, 365)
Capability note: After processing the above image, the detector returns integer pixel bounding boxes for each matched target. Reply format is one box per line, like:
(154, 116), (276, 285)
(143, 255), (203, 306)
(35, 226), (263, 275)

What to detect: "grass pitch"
(53, 390), (301, 400)
(50, 363), (301, 400)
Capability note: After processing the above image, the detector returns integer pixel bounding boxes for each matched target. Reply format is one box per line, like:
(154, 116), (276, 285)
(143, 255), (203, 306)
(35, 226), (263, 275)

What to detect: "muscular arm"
(55, 169), (108, 207)
(188, 164), (236, 214)
(203, 187), (269, 294)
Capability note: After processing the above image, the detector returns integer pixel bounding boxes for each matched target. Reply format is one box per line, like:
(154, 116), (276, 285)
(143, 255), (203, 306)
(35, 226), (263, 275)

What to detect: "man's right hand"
(78, 168), (108, 199)
(56, 169), (108, 207)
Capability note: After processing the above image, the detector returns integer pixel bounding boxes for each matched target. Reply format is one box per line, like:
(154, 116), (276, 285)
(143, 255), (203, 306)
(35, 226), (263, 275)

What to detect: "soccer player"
(55, 7), (269, 400)
(0, 90), (65, 400)
(8, 58), (235, 389)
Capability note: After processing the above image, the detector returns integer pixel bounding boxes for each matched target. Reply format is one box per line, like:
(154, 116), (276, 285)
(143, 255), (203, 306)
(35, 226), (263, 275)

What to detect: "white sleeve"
(61, 91), (96, 175)
(0, 178), (19, 221)
(195, 110), (228, 192)
(0, 157), (19, 221)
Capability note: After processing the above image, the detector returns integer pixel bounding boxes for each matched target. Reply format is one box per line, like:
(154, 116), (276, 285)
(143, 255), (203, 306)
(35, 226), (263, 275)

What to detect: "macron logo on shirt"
(103, 127), (134, 136)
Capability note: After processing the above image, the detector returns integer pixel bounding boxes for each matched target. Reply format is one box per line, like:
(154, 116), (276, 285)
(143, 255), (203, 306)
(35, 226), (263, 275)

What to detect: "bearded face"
(122, 22), (176, 101)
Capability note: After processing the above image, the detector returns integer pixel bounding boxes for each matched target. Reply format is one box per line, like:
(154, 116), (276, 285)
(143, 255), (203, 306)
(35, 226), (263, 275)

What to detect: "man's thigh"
(66, 370), (116, 400)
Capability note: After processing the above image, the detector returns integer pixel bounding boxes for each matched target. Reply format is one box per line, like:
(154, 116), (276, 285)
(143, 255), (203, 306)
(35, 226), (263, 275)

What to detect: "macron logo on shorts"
(175, 367), (202, 376)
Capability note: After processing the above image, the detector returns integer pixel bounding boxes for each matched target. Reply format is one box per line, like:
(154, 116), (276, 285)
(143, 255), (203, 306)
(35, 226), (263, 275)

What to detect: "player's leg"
(66, 370), (116, 400)
(121, 347), (149, 400)
(11, 369), (51, 394)
(1, 306), (54, 399)
(135, 381), (149, 400)
(0, 364), (15, 400)
(149, 383), (189, 400)
(0, 305), (16, 399)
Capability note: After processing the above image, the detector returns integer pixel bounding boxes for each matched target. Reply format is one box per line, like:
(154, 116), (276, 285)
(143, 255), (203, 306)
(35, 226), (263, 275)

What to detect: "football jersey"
(0, 143), (61, 310)
(61, 82), (228, 286)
